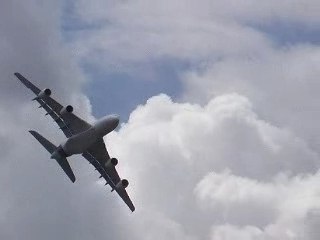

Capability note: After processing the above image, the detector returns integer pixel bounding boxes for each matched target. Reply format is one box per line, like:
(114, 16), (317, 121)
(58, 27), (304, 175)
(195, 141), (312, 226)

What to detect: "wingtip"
(29, 130), (41, 139)
(28, 130), (36, 135)
(14, 72), (21, 78)
(129, 204), (135, 212)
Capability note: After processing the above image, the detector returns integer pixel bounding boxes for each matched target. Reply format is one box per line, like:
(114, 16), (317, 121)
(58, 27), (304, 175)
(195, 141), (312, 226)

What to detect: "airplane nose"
(112, 114), (120, 127)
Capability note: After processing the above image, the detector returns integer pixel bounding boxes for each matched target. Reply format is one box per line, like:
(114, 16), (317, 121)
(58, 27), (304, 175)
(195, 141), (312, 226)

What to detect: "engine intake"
(116, 179), (129, 189)
(105, 158), (118, 168)
(37, 88), (51, 99)
(60, 105), (73, 115)
(50, 146), (67, 160)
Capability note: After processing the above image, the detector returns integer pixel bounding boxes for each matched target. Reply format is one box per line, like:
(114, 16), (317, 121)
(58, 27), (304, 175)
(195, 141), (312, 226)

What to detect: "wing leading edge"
(15, 72), (135, 212)
(83, 150), (135, 212)
(14, 72), (91, 137)
(84, 138), (135, 211)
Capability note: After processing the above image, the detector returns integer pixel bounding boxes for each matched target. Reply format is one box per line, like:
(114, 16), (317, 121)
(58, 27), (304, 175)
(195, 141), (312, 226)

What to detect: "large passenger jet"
(15, 73), (135, 212)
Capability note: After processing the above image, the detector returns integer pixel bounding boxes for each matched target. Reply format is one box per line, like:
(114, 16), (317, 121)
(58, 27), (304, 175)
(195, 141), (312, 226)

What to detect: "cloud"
(0, 1), (112, 239)
(74, 0), (320, 24)
(2, 1), (320, 240)
(68, 0), (320, 75)
(68, 0), (273, 74)
(210, 225), (264, 240)
(182, 44), (320, 147)
(196, 169), (320, 230)
(106, 93), (319, 239)
(112, 94), (318, 181)
(0, 0), (93, 118)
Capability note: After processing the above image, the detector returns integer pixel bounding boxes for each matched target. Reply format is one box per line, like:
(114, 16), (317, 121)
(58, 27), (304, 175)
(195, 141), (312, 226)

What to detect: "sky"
(1, 0), (320, 239)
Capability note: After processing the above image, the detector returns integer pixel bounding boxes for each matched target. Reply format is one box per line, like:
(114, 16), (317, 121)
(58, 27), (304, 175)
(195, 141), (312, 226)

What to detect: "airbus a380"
(15, 72), (135, 212)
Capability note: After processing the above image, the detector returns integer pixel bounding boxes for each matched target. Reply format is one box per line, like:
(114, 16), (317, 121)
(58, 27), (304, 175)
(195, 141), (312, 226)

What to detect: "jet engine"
(50, 146), (67, 160)
(105, 158), (118, 168)
(37, 88), (51, 98)
(60, 105), (73, 115)
(116, 179), (129, 189)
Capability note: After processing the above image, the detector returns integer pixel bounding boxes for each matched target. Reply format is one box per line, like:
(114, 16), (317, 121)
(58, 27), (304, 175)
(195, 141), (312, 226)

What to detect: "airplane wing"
(14, 72), (91, 137)
(16, 72), (135, 212)
(83, 139), (135, 212)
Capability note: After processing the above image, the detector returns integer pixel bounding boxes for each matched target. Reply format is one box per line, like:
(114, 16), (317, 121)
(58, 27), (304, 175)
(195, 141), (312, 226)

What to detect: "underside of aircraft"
(15, 72), (135, 212)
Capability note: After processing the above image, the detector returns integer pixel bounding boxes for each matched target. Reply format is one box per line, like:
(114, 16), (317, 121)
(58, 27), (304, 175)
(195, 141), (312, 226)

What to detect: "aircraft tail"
(29, 130), (76, 183)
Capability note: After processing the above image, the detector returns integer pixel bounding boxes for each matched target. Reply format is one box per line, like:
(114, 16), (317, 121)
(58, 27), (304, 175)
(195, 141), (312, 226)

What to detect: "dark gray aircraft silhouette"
(15, 72), (135, 212)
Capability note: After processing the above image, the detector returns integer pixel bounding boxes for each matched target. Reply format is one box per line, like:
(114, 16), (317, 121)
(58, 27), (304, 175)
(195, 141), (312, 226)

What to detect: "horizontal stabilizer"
(54, 154), (76, 183)
(29, 130), (56, 153)
(29, 130), (76, 183)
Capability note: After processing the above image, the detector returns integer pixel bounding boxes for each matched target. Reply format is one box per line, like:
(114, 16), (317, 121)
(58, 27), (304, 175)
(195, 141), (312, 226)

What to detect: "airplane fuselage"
(56, 114), (119, 157)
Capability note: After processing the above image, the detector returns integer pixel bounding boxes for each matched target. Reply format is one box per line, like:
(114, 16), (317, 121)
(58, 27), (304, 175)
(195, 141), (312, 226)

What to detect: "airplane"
(14, 72), (135, 212)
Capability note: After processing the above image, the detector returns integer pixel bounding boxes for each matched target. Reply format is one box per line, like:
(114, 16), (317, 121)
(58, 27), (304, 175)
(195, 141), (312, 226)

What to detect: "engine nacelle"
(50, 146), (67, 160)
(105, 158), (118, 168)
(37, 88), (51, 99)
(116, 179), (129, 189)
(60, 105), (73, 115)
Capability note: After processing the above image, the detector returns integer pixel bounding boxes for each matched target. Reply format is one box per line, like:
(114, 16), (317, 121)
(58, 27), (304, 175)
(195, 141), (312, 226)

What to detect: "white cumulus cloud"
(2, 0), (320, 240)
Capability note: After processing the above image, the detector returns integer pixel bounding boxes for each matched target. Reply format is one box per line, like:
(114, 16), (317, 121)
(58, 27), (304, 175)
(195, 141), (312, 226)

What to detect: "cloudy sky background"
(1, 0), (320, 239)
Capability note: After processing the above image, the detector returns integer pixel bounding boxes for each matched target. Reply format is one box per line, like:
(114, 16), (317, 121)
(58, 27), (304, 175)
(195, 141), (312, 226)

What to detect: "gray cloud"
(2, 1), (320, 240)
(0, 1), (121, 239)
(183, 45), (320, 149)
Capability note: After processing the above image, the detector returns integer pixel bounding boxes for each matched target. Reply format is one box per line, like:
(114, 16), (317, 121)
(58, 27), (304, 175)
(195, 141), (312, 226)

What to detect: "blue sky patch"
(82, 58), (186, 121)
(253, 21), (320, 46)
